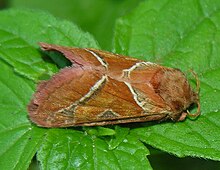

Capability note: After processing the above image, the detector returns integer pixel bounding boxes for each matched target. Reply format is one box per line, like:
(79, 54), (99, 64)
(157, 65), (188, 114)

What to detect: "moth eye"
(171, 100), (183, 111)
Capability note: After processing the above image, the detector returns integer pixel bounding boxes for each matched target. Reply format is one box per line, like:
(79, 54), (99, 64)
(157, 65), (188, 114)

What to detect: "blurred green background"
(1, 0), (220, 169)
(5, 0), (143, 50)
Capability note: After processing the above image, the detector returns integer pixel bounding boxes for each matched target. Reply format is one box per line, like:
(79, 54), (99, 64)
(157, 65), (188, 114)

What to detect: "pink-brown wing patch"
(40, 43), (103, 67)
(28, 66), (103, 127)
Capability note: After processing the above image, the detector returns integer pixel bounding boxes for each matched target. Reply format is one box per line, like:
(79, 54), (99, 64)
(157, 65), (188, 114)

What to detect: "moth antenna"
(187, 69), (201, 119)
(189, 69), (200, 94)
(186, 101), (201, 119)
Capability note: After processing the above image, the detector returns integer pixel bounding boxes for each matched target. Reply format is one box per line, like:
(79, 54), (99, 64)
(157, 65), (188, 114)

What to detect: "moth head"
(151, 68), (200, 121)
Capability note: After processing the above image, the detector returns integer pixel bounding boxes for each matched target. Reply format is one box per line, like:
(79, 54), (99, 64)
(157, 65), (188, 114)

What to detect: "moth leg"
(177, 112), (187, 121)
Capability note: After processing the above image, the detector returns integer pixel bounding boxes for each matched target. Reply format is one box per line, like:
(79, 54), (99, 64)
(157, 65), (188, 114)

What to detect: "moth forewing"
(28, 43), (200, 127)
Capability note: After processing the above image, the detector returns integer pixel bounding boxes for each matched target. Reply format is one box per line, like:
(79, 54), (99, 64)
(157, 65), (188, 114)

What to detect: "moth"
(28, 43), (200, 127)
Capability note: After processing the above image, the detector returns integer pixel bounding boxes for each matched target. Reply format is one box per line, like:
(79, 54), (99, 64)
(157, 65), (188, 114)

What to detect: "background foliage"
(0, 0), (220, 169)
(10, 0), (143, 51)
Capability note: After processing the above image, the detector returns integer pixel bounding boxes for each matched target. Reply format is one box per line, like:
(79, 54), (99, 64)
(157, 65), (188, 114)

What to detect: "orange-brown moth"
(28, 43), (200, 127)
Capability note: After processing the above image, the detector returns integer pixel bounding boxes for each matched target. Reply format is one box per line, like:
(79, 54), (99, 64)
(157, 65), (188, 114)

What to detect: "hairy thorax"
(151, 68), (198, 120)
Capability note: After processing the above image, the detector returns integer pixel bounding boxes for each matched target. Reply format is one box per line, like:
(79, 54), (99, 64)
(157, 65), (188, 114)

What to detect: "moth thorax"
(151, 68), (196, 113)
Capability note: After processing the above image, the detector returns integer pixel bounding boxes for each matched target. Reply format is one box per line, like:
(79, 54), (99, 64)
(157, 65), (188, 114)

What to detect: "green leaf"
(0, 59), (46, 169)
(83, 126), (116, 136)
(114, 0), (220, 161)
(108, 125), (130, 150)
(37, 129), (151, 170)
